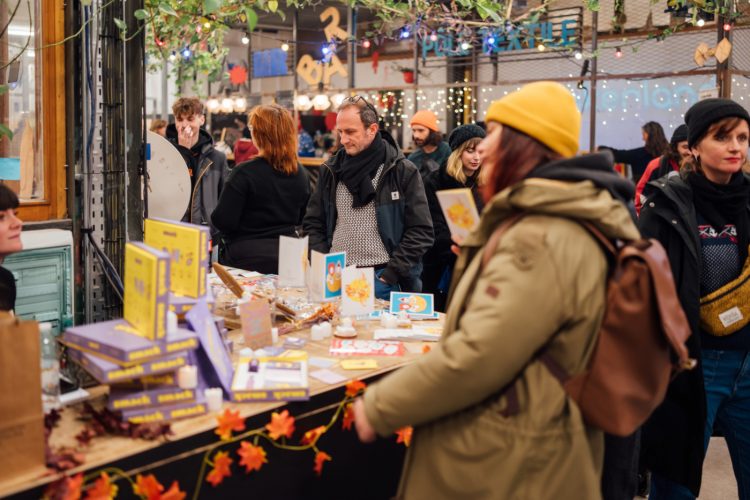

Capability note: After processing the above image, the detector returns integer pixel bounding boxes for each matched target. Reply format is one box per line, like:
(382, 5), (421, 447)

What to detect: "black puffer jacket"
(166, 124), (228, 241)
(638, 173), (712, 496)
(302, 130), (434, 291)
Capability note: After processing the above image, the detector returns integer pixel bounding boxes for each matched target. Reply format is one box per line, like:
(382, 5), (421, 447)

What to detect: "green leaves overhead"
(204, 0), (221, 15)
(245, 7), (258, 33)
(158, 2), (178, 17)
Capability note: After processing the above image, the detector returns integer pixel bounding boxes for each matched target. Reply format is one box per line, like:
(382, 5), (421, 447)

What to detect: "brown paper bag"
(0, 315), (47, 483)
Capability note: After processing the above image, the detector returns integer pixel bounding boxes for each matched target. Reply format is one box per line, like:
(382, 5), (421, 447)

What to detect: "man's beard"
(412, 136), (425, 147)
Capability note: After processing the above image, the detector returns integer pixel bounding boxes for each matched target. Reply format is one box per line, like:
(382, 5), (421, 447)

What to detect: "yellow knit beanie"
(484, 81), (580, 158)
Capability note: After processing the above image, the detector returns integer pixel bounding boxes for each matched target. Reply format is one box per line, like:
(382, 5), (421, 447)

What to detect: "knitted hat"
(684, 98), (750, 148)
(410, 110), (439, 132)
(670, 124), (688, 146)
(484, 81), (580, 158)
(448, 124), (486, 151)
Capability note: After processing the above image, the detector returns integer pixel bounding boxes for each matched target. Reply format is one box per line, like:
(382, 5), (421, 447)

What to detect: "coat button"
(649, 202), (655, 208)
(672, 219), (678, 224)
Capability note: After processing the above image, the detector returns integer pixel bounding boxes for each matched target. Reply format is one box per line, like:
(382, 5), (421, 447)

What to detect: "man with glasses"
(303, 96), (433, 298)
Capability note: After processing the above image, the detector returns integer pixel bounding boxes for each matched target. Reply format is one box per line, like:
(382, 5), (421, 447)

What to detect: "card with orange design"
(341, 266), (374, 316)
(436, 188), (480, 241)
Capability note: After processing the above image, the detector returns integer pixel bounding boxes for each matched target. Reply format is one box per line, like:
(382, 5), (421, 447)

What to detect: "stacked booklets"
(62, 222), (217, 422)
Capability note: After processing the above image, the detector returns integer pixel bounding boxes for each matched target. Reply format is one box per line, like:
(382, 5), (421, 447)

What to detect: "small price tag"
(341, 359), (378, 370)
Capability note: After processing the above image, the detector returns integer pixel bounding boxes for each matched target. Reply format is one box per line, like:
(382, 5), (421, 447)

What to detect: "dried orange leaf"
(265, 409), (296, 440)
(313, 451), (332, 476)
(396, 426), (413, 447)
(84, 472), (118, 500)
(215, 408), (246, 441)
(206, 451), (233, 487)
(133, 474), (164, 499)
(160, 481), (186, 500)
(342, 403), (354, 431)
(237, 441), (268, 473)
(345, 380), (366, 398)
(300, 425), (326, 446)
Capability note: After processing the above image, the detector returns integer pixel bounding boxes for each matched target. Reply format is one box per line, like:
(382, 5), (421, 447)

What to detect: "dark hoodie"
(165, 124), (228, 240)
(303, 129), (434, 290)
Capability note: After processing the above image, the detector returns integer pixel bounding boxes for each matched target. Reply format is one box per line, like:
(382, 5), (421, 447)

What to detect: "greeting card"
(239, 297), (273, 350)
(341, 266), (374, 316)
(310, 251), (346, 302)
(278, 235), (308, 287)
(436, 188), (480, 241)
(389, 292), (435, 317)
(123, 242), (170, 341)
(144, 218), (210, 298)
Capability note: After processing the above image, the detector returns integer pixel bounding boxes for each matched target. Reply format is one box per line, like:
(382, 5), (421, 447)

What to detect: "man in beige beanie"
(408, 110), (451, 178)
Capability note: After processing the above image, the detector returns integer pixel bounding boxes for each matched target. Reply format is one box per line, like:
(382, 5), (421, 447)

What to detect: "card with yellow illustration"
(341, 266), (374, 316)
(436, 188), (480, 241)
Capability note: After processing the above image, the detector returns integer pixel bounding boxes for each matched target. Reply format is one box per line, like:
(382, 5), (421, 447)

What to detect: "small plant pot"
(402, 71), (415, 84)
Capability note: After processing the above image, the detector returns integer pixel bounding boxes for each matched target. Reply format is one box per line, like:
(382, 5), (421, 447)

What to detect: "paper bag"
(0, 315), (46, 483)
(239, 298), (273, 349)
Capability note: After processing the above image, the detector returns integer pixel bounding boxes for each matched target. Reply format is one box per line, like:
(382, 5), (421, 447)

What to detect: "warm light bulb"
(574, 51), (583, 60)
(430, 32), (438, 42)
(362, 40), (371, 49)
(537, 43), (546, 51)
(204, 21), (211, 29)
(697, 18), (705, 27)
(281, 42), (289, 51)
(460, 41), (470, 50)
(241, 35), (250, 45)
(724, 23), (732, 31)
(615, 47), (623, 58)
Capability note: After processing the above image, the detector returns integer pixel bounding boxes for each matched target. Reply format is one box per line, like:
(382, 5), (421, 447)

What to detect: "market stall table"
(1, 316), (441, 499)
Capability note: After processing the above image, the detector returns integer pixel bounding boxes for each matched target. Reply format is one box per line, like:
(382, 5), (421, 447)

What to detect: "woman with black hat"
(639, 98), (750, 499)
(634, 124), (692, 215)
(421, 124), (485, 311)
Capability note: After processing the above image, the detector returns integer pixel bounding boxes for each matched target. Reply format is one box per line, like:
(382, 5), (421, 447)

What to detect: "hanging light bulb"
(322, 45), (331, 55)
(220, 98), (234, 113)
(206, 98), (220, 112)
(724, 22), (732, 31)
(400, 27), (411, 39)
(696, 18), (705, 27)
(537, 42), (546, 52)
(233, 97), (247, 112)
(332, 93), (347, 108)
(312, 94), (331, 111)
(203, 21), (211, 29)
(182, 47), (191, 58)
(295, 95), (313, 111)
(615, 47), (623, 58)
(430, 32), (438, 42)
(574, 50), (583, 60)
(460, 40), (471, 51)
(281, 42), (290, 51)
(362, 40), (371, 49)
(487, 36), (496, 45)
(241, 34), (250, 45)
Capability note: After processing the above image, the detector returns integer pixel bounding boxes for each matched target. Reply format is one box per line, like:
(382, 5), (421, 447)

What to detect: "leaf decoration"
(133, 474), (164, 499)
(84, 472), (118, 500)
(203, 0), (221, 15)
(237, 441), (268, 473)
(265, 409), (295, 440)
(313, 451), (332, 476)
(160, 481), (187, 500)
(300, 426), (326, 446)
(341, 403), (354, 431)
(215, 409), (246, 441)
(345, 380), (366, 398)
(396, 426), (413, 447)
(206, 451), (233, 487)
(244, 7), (258, 33)
(59, 473), (84, 500)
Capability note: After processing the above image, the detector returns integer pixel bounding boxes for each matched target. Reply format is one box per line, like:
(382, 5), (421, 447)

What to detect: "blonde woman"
(421, 124), (485, 311)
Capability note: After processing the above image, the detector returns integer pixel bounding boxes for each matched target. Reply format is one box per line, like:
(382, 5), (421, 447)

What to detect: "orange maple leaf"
(396, 426), (413, 447)
(313, 451), (332, 476)
(300, 425), (326, 446)
(133, 474), (164, 499)
(215, 409), (246, 441)
(341, 403), (354, 431)
(265, 409), (296, 440)
(160, 481), (186, 500)
(206, 450), (233, 487)
(345, 379), (366, 398)
(237, 441), (268, 473)
(62, 473), (84, 500)
(422, 344), (432, 354)
(84, 472), (118, 500)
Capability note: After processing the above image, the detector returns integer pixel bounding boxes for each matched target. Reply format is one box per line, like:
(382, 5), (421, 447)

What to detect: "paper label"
(341, 359), (378, 370)
(719, 306), (744, 328)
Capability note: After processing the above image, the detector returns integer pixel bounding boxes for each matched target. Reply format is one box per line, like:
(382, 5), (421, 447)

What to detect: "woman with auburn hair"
(421, 124), (486, 311)
(351, 82), (640, 499)
(211, 104), (310, 273)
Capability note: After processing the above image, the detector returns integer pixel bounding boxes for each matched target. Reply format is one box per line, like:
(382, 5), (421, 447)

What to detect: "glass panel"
(0, 0), (43, 202)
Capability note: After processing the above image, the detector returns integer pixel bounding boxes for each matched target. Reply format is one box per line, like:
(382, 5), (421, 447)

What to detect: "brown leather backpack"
(482, 214), (696, 437)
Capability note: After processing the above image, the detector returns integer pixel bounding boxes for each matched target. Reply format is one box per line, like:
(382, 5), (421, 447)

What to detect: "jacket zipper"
(190, 160), (213, 223)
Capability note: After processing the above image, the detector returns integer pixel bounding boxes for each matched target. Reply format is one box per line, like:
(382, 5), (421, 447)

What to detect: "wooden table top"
(0, 316), (442, 497)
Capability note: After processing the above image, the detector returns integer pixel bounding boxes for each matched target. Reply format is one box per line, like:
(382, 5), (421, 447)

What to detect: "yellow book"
(144, 218), (210, 298)
(123, 242), (170, 341)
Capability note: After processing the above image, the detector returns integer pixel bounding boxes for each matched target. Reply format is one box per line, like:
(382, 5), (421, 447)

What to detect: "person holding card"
(303, 96), (433, 299)
(0, 184), (22, 312)
(211, 104), (310, 274)
(422, 124), (486, 311)
(352, 82), (640, 499)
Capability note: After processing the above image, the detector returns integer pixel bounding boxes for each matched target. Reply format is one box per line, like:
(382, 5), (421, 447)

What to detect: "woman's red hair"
(482, 126), (562, 203)
(249, 104), (298, 175)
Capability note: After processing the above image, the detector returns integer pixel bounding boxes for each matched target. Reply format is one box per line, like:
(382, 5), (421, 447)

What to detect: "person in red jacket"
(635, 124), (691, 215)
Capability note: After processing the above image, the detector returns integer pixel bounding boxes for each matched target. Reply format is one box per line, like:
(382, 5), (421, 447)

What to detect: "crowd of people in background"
(126, 86), (750, 500)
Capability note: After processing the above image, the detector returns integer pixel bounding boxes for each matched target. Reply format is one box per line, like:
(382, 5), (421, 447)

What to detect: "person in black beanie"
(634, 124), (692, 214)
(639, 98), (750, 499)
(421, 124), (485, 311)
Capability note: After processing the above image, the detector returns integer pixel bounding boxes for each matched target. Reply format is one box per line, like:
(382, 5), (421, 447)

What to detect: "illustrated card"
(310, 251), (346, 302)
(341, 266), (374, 316)
(239, 297), (273, 350)
(436, 188), (480, 241)
(389, 292), (435, 317)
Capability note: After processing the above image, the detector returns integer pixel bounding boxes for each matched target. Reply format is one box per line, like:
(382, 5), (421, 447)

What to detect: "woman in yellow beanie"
(351, 81), (640, 499)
